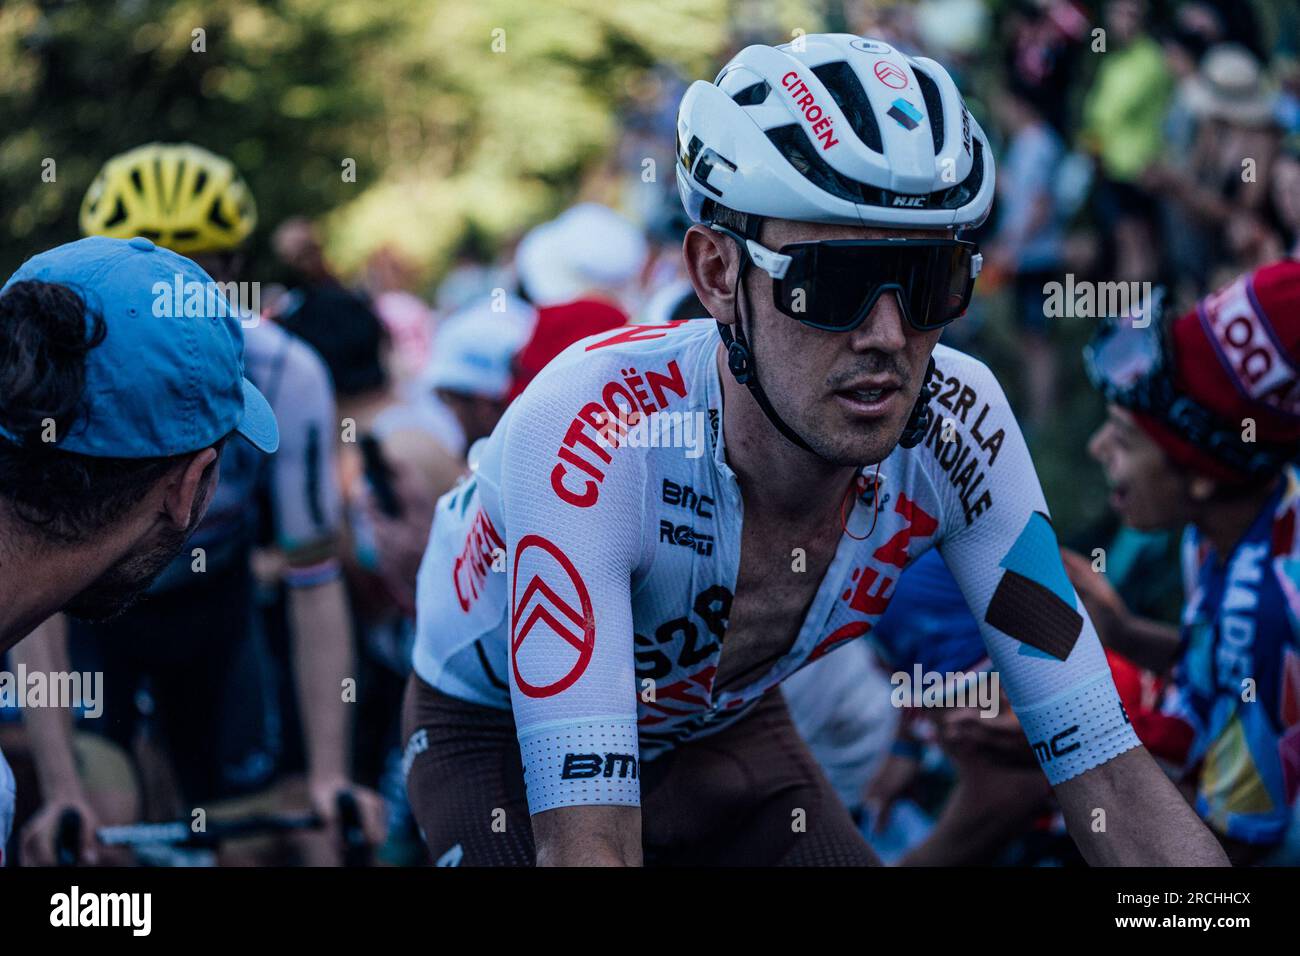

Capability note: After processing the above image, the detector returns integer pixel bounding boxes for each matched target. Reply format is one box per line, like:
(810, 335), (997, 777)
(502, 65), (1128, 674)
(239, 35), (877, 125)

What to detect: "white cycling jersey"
(413, 318), (1140, 814)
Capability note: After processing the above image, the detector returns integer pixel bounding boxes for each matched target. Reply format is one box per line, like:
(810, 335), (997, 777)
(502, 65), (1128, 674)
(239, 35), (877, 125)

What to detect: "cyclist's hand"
(936, 699), (1033, 768)
(863, 751), (920, 833)
(308, 777), (387, 858)
(1061, 547), (1130, 648)
(21, 799), (102, 866)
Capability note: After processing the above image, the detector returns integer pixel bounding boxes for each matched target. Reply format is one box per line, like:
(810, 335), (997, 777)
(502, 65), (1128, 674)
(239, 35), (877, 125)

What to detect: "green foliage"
(0, 0), (1105, 537)
(0, 0), (389, 276)
(0, 0), (760, 282)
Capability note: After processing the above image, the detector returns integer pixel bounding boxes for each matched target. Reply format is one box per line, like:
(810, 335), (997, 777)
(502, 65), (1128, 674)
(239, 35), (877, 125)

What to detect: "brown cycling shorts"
(400, 673), (880, 866)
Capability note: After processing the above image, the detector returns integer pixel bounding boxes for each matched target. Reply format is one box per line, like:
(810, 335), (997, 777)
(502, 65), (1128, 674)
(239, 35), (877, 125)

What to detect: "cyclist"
(1068, 260), (1300, 864)
(402, 35), (1227, 865)
(0, 234), (279, 860)
(17, 144), (383, 865)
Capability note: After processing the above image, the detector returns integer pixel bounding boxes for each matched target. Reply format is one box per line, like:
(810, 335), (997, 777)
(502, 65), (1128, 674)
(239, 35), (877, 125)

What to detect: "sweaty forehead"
(761, 218), (955, 245)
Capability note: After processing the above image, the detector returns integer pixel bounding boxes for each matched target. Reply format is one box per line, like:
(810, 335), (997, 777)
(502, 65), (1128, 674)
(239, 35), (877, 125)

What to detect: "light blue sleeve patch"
(998, 511), (1074, 606)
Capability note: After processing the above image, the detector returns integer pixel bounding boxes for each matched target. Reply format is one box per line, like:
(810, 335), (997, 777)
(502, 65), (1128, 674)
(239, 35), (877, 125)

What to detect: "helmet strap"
(898, 356), (937, 448)
(717, 243), (816, 454)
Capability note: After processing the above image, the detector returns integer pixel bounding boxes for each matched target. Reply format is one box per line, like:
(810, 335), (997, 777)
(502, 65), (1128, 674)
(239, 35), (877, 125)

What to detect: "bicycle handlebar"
(51, 791), (372, 866)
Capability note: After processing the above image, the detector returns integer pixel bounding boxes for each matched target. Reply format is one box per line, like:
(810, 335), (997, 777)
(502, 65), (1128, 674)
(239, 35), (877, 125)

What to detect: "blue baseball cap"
(0, 236), (278, 457)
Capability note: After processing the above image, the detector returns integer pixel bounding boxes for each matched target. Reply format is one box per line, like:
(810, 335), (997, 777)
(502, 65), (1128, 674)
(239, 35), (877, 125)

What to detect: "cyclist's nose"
(848, 289), (908, 354)
(1087, 423), (1110, 465)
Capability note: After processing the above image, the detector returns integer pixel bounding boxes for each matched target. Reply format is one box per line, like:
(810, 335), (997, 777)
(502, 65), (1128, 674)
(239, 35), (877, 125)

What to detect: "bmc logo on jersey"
(1030, 725), (1080, 765)
(561, 752), (639, 780)
(510, 535), (596, 698)
(662, 478), (714, 519)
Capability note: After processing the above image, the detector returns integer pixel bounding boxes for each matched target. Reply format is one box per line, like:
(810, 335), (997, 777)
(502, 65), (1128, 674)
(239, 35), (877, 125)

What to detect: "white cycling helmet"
(675, 34), (994, 230)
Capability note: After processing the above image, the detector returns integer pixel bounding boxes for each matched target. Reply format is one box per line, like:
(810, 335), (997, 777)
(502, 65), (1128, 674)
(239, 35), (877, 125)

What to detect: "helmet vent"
(809, 62), (882, 153)
(766, 124), (866, 203)
(207, 197), (232, 229)
(693, 146), (734, 198)
(767, 124), (986, 210)
(731, 81), (770, 106)
(678, 132), (703, 174)
(913, 68), (945, 153)
(103, 197), (129, 230)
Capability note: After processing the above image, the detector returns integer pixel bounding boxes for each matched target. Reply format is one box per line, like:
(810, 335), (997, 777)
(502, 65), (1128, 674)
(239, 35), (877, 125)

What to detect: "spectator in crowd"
(1143, 44), (1283, 288)
(514, 202), (647, 312)
(856, 549), (1055, 866)
(270, 217), (392, 427)
(1273, 146), (1300, 257)
(1070, 261), (1300, 864)
(634, 194), (705, 325)
(1079, 0), (1173, 282)
(0, 237), (279, 863)
(17, 144), (385, 867)
(988, 81), (1068, 433)
(1002, 0), (1089, 137)
(433, 228), (511, 314)
(364, 245), (436, 388)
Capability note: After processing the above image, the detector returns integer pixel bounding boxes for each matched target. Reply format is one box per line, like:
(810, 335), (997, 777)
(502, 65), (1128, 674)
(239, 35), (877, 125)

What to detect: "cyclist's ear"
(161, 446), (220, 531)
(682, 224), (743, 326)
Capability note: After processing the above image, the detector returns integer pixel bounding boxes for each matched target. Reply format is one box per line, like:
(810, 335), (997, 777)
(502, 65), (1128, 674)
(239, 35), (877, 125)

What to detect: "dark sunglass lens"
(943, 246), (971, 320)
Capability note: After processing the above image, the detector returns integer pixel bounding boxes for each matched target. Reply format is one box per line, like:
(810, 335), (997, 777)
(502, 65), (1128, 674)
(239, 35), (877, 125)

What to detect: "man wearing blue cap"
(0, 235), (278, 653)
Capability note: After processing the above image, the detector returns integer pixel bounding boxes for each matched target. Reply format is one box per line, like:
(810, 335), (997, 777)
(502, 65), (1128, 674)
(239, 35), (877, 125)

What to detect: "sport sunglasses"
(715, 229), (982, 333)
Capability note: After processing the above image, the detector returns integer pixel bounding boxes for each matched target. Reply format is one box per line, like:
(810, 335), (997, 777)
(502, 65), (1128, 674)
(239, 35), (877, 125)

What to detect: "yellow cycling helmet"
(80, 142), (257, 254)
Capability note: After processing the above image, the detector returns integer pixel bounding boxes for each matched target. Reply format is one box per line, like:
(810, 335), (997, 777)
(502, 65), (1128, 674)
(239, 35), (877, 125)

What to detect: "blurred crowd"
(3, 0), (1300, 867)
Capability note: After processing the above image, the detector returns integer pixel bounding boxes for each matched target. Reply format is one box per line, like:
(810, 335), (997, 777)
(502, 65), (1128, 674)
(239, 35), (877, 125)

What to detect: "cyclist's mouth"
(833, 383), (902, 417)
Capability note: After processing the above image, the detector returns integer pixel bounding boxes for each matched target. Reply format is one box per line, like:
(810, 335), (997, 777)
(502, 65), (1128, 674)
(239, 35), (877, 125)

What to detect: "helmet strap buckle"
(726, 340), (753, 384)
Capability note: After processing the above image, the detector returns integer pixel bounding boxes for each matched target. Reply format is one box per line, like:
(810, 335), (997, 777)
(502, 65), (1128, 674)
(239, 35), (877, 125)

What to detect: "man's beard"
(62, 519), (195, 623)
(795, 356), (917, 466)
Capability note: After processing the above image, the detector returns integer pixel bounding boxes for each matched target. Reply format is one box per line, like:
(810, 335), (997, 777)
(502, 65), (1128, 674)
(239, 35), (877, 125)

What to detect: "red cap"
(1133, 260), (1300, 483)
(505, 298), (628, 404)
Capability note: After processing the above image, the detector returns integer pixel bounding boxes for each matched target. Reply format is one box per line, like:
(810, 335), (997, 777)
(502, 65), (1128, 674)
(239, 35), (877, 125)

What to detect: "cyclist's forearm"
(9, 616), (84, 801)
(1055, 747), (1228, 865)
(533, 805), (643, 867)
(288, 576), (354, 781)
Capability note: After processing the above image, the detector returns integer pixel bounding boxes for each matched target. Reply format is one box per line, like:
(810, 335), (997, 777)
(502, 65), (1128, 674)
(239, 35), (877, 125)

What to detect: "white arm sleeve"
(931, 354), (1141, 784)
(493, 366), (649, 814)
